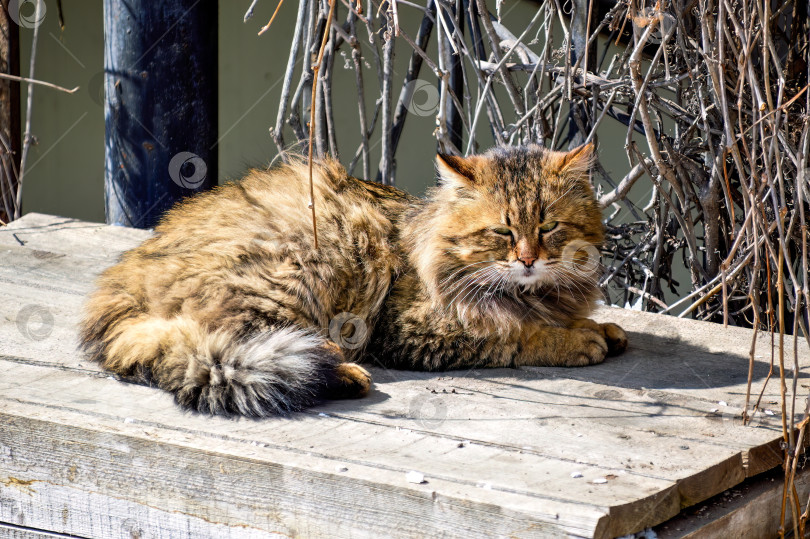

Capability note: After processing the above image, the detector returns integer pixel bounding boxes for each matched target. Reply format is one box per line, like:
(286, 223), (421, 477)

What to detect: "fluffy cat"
(80, 144), (627, 417)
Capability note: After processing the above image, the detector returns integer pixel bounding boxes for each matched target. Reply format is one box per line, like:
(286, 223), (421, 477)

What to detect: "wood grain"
(656, 467), (810, 538)
(0, 213), (807, 538)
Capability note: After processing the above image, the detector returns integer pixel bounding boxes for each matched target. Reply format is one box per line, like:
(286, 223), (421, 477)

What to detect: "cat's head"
(408, 144), (604, 326)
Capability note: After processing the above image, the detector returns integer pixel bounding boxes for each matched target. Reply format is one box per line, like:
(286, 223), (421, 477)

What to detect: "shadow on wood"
(0, 213), (807, 538)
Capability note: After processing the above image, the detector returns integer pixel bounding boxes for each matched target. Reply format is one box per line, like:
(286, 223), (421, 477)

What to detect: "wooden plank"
(655, 466), (810, 538)
(337, 370), (771, 506)
(0, 214), (148, 370)
(0, 347), (771, 527)
(0, 256), (790, 491)
(1, 213), (808, 537)
(0, 358), (678, 538)
(0, 524), (77, 539)
(0, 213), (151, 256)
(0, 248), (98, 370)
(589, 305), (801, 406)
(0, 240), (785, 500)
(0, 376), (613, 538)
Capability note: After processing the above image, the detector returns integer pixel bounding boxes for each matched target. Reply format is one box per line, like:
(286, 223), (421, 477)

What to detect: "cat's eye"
(491, 226), (513, 236)
(539, 221), (558, 233)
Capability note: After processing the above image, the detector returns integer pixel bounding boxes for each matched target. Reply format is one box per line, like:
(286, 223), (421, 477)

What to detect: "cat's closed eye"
(539, 221), (558, 232)
(491, 226), (512, 236)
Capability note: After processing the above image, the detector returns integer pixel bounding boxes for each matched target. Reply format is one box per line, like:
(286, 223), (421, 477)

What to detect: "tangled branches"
(260, 0), (809, 528)
(265, 0), (809, 393)
(265, 0), (808, 335)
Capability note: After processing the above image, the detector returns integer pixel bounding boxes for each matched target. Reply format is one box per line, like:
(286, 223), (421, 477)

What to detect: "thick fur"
(173, 326), (342, 416)
(80, 145), (627, 417)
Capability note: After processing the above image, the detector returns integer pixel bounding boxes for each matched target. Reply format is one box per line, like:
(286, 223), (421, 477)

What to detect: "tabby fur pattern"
(80, 144), (627, 416)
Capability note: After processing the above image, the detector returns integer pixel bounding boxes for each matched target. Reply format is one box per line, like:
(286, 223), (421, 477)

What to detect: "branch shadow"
(362, 327), (808, 394)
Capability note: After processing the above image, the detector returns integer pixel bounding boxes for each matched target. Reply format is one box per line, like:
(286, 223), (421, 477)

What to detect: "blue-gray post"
(104, 1), (217, 228)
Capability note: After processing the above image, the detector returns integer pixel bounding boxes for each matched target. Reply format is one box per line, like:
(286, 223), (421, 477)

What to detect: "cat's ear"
(436, 154), (480, 189)
(557, 143), (595, 176)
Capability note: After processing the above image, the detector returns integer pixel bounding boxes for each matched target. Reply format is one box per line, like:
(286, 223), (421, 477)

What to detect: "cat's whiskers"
(442, 270), (492, 312)
(442, 263), (502, 297)
(438, 260), (494, 287)
(456, 267), (500, 307)
(439, 274), (480, 301)
(552, 264), (601, 289)
(464, 269), (502, 315)
(544, 260), (600, 292)
(548, 268), (563, 297)
(449, 267), (502, 317)
(470, 269), (509, 314)
(545, 265), (581, 293)
(544, 259), (601, 284)
(441, 265), (495, 298)
(496, 272), (509, 297)
(545, 266), (595, 302)
(452, 280), (486, 318)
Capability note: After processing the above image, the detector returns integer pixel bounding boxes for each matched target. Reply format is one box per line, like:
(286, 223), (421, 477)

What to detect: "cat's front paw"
(599, 322), (628, 356)
(562, 328), (608, 367)
(570, 319), (628, 357)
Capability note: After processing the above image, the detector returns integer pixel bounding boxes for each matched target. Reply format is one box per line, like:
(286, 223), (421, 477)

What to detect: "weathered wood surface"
(655, 466), (810, 538)
(0, 213), (807, 538)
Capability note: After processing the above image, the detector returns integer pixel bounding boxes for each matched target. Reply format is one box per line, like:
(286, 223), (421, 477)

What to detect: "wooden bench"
(1, 213), (807, 538)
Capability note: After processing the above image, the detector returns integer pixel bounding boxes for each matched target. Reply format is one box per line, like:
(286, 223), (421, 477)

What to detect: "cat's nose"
(518, 256), (537, 268)
(516, 238), (538, 267)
